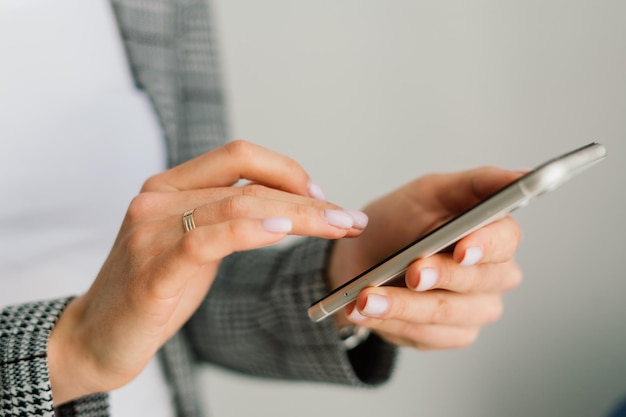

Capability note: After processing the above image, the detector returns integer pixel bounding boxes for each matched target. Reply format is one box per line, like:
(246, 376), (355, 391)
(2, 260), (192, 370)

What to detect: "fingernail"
(308, 182), (327, 201)
(344, 209), (369, 229)
(362, 294), (389, 317)
(461, 247), (483, 266)
(415, 268), (438, 291)
(261, 217), (292, 233)
(324, 209), (354, 229)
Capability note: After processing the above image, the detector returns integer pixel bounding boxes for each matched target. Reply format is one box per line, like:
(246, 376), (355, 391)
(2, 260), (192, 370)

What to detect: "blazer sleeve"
(184, 237), (397, 386)
(0, 298), (109, 417)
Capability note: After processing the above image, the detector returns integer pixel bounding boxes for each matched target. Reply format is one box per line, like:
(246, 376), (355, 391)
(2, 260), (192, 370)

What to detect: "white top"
(0, 1), (175, 415)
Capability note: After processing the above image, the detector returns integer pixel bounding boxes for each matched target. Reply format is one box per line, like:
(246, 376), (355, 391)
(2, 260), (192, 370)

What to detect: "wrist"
(48, 297), (95, 405)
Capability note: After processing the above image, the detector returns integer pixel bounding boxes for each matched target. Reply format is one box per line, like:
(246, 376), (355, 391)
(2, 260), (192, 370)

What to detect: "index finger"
(424, 167), (525, 214)
(143, 140), (319, 198)
(404, 217), (522, 292)
(452, 216), (522, 266)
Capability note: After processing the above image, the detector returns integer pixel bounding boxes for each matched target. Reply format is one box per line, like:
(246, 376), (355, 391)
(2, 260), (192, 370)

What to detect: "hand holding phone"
(309, 142), (607, 322)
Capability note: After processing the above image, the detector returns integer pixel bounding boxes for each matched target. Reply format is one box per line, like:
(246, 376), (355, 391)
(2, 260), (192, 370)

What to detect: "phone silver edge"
(308, 142), (606, 323)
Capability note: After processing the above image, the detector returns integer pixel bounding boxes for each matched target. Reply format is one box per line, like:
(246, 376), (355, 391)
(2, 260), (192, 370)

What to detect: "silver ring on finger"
(182, 209), (197, 232)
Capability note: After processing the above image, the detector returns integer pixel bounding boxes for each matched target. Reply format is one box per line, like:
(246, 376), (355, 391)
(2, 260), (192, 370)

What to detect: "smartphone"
(308, 142), (607, 322)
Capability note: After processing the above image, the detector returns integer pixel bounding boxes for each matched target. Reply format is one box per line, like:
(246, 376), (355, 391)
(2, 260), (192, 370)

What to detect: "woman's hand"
(328, 167), (524, 350)
(48, 140), (367, 405)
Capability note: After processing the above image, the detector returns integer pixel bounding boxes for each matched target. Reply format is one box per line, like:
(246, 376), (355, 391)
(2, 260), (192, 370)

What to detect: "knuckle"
(430, 296), (452, 324)
(282, 156), (303, 176)
(241, 183), (269, 198)
(225, 139), (253, 159)
(386, 296), (405, 320)
(140, 175), (162, 192)
(275, 157), (307, 193)
(292, 203), (313, 221)
(219, 195), (250, 219)
(126, 193), (159, 223)
(436, 263), (456, 290)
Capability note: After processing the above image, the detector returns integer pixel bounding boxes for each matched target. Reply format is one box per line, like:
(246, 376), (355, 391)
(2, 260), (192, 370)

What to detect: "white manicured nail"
(416, 268), (438, 291)
(461, 247), (483, 266)
(308, 182), (327, 201)
(344, 209), (369, 229)
(262, 217), (292, 233)
(362, 294), (389, 317)
(325, 210), (354, 229)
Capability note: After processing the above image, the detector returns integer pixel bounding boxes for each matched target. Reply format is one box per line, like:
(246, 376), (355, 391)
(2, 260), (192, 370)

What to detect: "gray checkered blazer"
(0, 1), (396, 416)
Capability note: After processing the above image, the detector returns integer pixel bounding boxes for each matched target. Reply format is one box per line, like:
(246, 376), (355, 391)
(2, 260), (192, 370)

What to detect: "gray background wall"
(197, 1), (626, 416)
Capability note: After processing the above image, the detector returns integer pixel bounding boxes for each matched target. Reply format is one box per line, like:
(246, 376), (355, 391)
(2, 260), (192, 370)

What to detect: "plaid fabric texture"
(0, 0), (396, 415)
(188, 238), (396, 386)
(110, 0), (230, 168)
